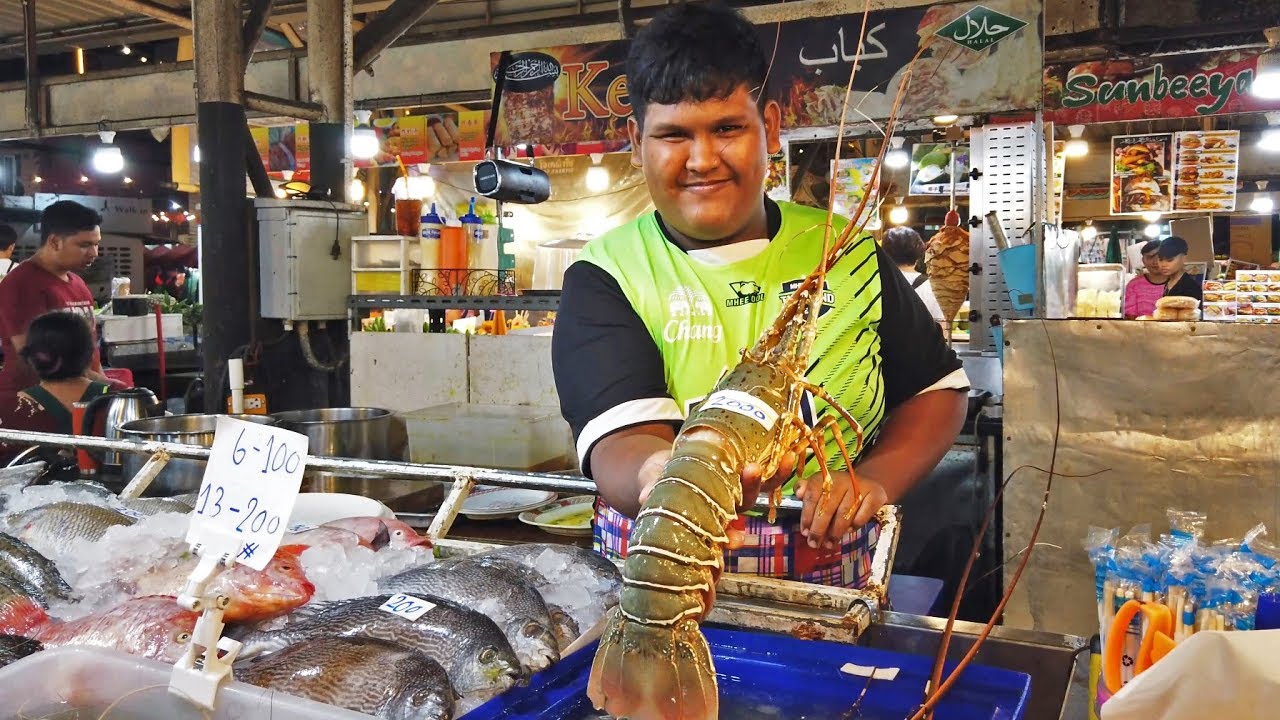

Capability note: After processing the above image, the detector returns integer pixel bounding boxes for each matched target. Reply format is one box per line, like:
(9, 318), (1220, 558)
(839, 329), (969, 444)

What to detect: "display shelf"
(348, 294), (560, 311)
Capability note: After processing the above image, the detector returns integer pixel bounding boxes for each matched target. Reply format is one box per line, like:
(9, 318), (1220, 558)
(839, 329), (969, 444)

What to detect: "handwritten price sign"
(185, 416), (310, 571)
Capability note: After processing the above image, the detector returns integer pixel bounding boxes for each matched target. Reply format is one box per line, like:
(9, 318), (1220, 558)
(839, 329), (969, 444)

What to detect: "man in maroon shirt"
(0, 200), (113, 398)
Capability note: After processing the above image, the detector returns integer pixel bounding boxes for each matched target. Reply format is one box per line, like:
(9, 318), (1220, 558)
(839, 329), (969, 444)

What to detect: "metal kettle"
(81, 387), (165, 468)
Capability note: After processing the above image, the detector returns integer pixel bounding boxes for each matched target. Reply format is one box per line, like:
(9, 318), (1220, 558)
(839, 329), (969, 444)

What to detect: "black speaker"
(473, 159), (551, 204)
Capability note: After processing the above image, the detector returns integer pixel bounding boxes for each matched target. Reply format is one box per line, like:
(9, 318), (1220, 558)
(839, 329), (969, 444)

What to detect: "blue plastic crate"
(463, 626), (1030, 720)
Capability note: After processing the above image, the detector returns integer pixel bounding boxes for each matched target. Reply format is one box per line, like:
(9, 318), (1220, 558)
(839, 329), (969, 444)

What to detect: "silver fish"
(236, 636), (455, 720)
(5, 502), (135, 548)
(0, 531), (73, 606)
(238, 594), (522, 703)
(118, 496), (194, 517)
(380, 561), (560, 672)
(0, 634), (42, 669)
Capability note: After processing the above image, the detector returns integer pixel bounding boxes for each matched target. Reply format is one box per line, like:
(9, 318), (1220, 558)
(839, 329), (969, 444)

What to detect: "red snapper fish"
(323, 517), (431, 550)
(131, 545), (315, 623)
(31, 595), (198, 662)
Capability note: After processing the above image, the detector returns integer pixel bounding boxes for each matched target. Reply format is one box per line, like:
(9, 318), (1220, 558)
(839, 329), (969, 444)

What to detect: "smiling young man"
(552, 2), (969, 588)
(0, 200), (113, 400)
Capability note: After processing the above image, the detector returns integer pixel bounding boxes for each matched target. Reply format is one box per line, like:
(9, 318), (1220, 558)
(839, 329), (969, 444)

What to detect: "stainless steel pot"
(269, 407), (409, 502)
(118, 414), (278, 496)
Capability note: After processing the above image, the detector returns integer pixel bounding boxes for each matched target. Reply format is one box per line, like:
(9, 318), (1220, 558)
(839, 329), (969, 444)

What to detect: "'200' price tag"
(185, 416), (310, 571)
(379, 594), (436, 621)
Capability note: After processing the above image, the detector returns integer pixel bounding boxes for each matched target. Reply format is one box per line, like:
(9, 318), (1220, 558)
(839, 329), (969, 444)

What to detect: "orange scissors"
(1103, 599), (1176, 694)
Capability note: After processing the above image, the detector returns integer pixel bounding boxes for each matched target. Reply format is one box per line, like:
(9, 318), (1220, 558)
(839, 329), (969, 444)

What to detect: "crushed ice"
(300, 542), (433, 604)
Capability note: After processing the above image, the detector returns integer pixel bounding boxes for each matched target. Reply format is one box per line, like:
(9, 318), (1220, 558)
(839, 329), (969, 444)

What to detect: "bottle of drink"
(419, 203), (444, 291)
(461, 197), (497, 293)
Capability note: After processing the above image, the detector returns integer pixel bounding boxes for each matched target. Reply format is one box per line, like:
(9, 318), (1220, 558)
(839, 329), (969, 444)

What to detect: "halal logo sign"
(936, 5), (1028, 52)
(497, 52), (562, 92)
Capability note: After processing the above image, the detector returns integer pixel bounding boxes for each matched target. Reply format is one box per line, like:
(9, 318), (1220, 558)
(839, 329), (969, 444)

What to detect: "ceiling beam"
(241, 0), (278, 69)
(278, 21), (304, 48)
(97, 0), (193, 30)
(353, 0), (443, 72)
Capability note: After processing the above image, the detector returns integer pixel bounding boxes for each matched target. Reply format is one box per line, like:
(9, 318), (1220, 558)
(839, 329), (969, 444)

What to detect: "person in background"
(1123, 240), (1168, 319)
(0, 201), (117, 402)
(883, 226), (946, 327)
(0, 312), (110, 464)
(1157, 236), (1203, 303)
(0, 224), (17, 279)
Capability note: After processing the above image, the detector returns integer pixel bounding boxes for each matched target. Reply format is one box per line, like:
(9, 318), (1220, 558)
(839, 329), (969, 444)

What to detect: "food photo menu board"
(1172, 130), (1239, 212)
(1110, 134), (1172, 215)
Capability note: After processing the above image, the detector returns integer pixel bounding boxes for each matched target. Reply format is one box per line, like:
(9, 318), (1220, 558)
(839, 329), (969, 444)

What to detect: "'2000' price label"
(701, 390), (779, 430)
(185, 416), (310, 571)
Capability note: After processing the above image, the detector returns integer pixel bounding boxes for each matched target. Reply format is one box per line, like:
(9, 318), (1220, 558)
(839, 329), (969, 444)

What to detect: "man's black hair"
(40, 200), (102, 244)
(1140, 240), (1162, 255)
(1157, 235), (1189, 259)
(0, 224), (15, 252)
(626, 1), (769, 128)
(20, 311), (96, 381)
(883, 226), (925, 267)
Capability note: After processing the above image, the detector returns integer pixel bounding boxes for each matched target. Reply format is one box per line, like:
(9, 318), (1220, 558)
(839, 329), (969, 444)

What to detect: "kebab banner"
(490, 0), (1043, 146)
(1045, 50), (1280, 124)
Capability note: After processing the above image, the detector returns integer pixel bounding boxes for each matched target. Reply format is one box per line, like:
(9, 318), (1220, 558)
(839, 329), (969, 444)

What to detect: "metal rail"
(0, 427), (804, 512)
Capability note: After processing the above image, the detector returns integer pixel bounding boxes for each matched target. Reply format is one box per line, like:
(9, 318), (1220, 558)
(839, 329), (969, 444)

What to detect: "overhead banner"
(353, 113), (463, 168)
(251, 125), (310, 179)
(491, 0), (1043, 146)
(1044, 50), (1280, 124)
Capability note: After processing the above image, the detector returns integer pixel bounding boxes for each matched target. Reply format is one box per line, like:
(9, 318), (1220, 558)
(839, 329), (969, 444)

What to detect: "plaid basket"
(593, 497), (879, 589)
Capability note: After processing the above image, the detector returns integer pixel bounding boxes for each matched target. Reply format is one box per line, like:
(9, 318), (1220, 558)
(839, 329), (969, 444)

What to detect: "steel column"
(307, 0), (354, 201)
(194, 0), (252, 413)
(352, 0), (442, 73)
(21, 0), (38, 134)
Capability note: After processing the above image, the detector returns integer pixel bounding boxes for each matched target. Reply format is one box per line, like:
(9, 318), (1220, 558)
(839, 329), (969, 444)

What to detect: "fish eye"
(174, 631), (192, 643)
(523, 622), (543, 638)
(280, 563), (293, 571)
(480, 648), (497, 664)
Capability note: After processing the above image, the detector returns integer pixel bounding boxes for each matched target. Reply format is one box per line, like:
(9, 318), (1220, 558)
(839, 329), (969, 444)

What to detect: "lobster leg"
(811, 414), (863, 520)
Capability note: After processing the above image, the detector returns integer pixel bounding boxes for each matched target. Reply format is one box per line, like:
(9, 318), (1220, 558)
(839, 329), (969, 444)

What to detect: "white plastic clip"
(168, 535), (245, 710)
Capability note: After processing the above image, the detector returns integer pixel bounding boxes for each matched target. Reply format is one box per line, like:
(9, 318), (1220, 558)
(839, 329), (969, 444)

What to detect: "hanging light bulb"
(1064, 125), (1089, 158)
(91, 131), (125, 174)
(351, 110), (380, 160)
(1252, 28), (1280, 99)
(1141, 211), (1162, 223)
(888, 198), (909, 225)
(585, 153), (610, 192)
(192, 144), (201, 163)
(1251, 181), (1274, 214)
(348, 177), (365, 201)
(1081, 221), (1098, 241)
(885, 137), (909, 169)
(1143, 223), (1162, 238)
(1260, 118), (1280, 152)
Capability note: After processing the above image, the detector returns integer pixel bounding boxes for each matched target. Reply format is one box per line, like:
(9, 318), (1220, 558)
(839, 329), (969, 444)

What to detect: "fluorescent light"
(885, 136), (909, 169)
(1144, 223), (1162, 238)
(933, 114), (959, 126)
(192, 144), (201, 163)
(1251, 196), (1275, 214)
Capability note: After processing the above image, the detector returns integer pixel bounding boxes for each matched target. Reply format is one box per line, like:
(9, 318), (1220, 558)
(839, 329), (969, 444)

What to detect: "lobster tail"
(587, 610), (718, 720)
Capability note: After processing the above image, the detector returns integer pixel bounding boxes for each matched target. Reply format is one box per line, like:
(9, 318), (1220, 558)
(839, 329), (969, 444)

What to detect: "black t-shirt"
(1165, 272), (1203, 303)
(552, 198), (966, 476)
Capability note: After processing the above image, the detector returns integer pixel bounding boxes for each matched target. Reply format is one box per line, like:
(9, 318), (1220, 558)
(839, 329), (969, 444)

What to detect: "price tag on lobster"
(185, 416), (310, 571)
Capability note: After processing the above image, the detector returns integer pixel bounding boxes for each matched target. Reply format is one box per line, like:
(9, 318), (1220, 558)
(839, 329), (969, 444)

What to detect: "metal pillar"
(194, 0), (252, 413)
(307, 0), (353, 201)
(22, 0), (38, 134)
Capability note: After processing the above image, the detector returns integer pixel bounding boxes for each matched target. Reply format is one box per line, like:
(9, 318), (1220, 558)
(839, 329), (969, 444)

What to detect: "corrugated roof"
(0, 0), (187, 37)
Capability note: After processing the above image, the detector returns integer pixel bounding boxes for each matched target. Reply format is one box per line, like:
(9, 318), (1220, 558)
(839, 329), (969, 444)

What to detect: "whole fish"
(380, 561), (559, 672)
(31, 595), (197, 663)
(321, 517), (390, 550)
(0, 633), (42, 668)
(131, 545), (314, 623)
(238, 594), (522, 703)
(6, 502), (135, 548)
(0, 578), (49, 636)
(464, 544), (623, 648)
(0, 531), (74, 606)
(236, 636), (455, 720)
(285, 526), (375, 551)
(118, 496), (194, 517)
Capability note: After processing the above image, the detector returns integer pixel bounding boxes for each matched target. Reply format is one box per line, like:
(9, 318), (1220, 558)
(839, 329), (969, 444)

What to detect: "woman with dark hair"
(0, 311), (110, 463)
(882, 226), (946, 326)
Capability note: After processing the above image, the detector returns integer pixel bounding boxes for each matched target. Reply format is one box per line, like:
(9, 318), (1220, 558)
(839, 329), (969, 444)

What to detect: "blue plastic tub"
(463, 626), (1030, 720)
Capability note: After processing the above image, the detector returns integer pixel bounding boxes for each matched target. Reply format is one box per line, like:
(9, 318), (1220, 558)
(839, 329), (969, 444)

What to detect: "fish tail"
(0, 596), (49, 637)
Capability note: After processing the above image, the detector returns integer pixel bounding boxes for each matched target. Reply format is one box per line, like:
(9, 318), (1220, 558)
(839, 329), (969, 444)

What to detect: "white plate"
(289, 492), (396, 527)
(519, 495), (595, 537)
(461, 486), (559, 520)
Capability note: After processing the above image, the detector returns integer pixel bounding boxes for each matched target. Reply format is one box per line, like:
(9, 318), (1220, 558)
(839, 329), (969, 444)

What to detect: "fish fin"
(588, 611), (717, 720)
